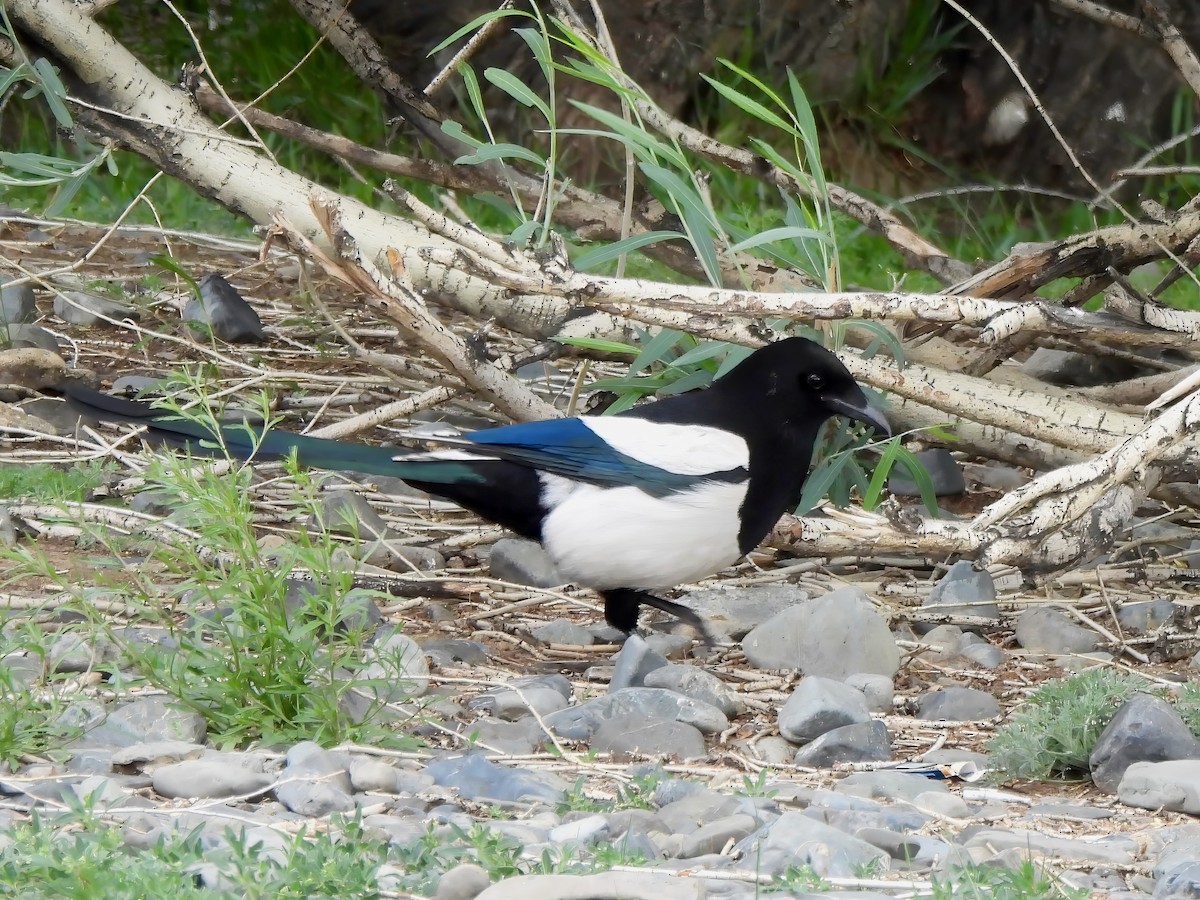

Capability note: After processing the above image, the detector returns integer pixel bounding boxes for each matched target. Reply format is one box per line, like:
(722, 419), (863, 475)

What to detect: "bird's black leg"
(601, 588), (715, 646)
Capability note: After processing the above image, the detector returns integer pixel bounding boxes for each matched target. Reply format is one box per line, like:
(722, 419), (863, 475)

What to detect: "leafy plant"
(932, 858), (1087, 900)
(986, 668), (1151, 780)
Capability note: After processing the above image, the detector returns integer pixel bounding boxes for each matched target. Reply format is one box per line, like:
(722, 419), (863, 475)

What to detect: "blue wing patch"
(465, 418), (744, 496)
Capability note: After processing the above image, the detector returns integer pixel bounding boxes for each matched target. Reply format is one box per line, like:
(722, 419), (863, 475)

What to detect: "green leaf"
(728, 226), (831, 254)
(796, 451), (853, 515)
(572, 231), (686, 271)
(894, 446), (942, 517)
(440, 119), (484, 150)
(656, 368), (714, 395)
(700, 74), (793, 133)
(457, 64), (488, 131)
(484, 68), (551, 121)
(629, 328), (683, 375)
(670, 341), (731, 369)
(454, 142), (545, 166)
(31, 58), (71, 129)
(427, 8), (532, 56)
(714, 345), (755, 377)
(861, 437), (902, 511)
(514, 27), (553, 83)
(787, 70), (826, 194)
(571, 102), (685, 168)
(555, 336), (639, 355)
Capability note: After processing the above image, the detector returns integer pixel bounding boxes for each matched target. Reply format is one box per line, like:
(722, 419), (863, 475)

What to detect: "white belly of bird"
(538, 474), (747, 590)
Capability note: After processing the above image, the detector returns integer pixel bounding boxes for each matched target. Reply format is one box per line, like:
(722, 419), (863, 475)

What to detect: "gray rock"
(274, 742), (354, 817)
(473, 872), (704, 900)
(315, 491), (388, 539)
(843, 673), (894, 713)
(609, 634), (669, 691)
(54, 290), (138, 326)
(914, 624), (965, 661)
(361, 541), (445, 572)
(1, 324), (57, 352)
(962, 827), (1134, 865)
(1120, 761), (1200, 814)
(916, 687), (1000, 720)
(463, 718), (540, 756)
(421, 639), (490, 666)
(48, 633), (113, 673)
(437, 863), (492, 900)
(675, 584), (806, 640)
(643, 664), (741, 717)
(591, 715), (707, 760)
(1117, 600), (1176, 635)
(656, 788), (741, 832)
(733, 811), (889, 877)
(922, 561), (1000, 620)
(1156, 861), (1200, 900)
(836, 770), (947, 803)
(887, 448), (965, 497)
(742, 586), (899, 676)
(959, 636), (1006, 669)
(75, 697), (207, 749)
(128, 489), (176, 517)
(793, 720), (891, 767)
(545, 687), (729, 739)
(469, 676), (571, 720)
(1015, 606), (1100, 654)
(531, 620), (595, 646)
(0, 276), (36, 324)
(1091, 694), (1200, 793)
(153, 759), (274, 800)
(183, 274), (264, 343)
(675, 813), (759, 858)
(348, 757), (404, 793)
(548, 814), (609, 844)
(360, 631), (429, 700)
(488, 538), (563, 588)
(778, 675), (870, 743)
(111, 741), (205, 771)
(426, 753), (567, 804)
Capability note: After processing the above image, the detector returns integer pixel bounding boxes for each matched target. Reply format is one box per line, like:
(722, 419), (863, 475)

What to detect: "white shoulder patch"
(581, 417), (749, 476)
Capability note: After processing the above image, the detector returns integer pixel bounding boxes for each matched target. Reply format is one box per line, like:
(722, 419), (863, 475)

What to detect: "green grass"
(0, 461), (115, 505)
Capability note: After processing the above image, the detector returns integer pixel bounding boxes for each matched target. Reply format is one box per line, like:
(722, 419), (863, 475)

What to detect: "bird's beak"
(824, 395), (891, 437)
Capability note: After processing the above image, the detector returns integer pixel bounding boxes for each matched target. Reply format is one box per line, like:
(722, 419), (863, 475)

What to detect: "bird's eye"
(806, 373), (826, 391)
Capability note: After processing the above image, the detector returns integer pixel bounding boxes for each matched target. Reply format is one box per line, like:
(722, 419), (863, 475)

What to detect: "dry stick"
(1046, 0), (1158, 38)
(277, 203), (558, 423)
(1140, 0), (1200, 99)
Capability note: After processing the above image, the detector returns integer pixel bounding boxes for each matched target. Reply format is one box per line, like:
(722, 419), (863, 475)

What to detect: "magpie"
(64, 337), (888, 640)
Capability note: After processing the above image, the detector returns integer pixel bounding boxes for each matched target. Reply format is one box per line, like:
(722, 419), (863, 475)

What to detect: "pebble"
(609, 634), (669, 690)
(2, 324), (58, 352)
(916, 687), (1000, 720)
(677, 584), (807, 640)
(793, 720), (891, 767)
(922, 560), (1001, 621)
(545, 688), (729, 739)
(778, 675), (870, 743)
(182, 273), (264, 343)
(0, 275), (36, 324)
(488, 537), (563, 588)
(592, 716), (707, 760)
(54, 289), (139, 326)
(643, 664), (741, 716)
(887, 448), (966, 497)
(1120, 760), (1200, 814)
(1015, 606), (1101, 654)
(741, 586), (900, 676)
(152, 758), (274, 800)
(1091, 694), (1200, 793)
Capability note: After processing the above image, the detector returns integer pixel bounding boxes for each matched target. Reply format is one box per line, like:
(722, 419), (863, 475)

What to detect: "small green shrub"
(986, 668), (1151, 780)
